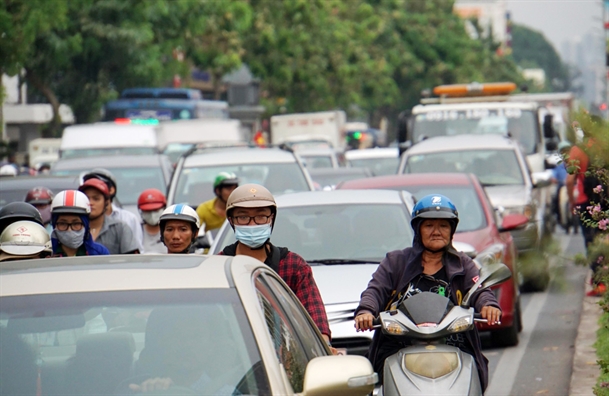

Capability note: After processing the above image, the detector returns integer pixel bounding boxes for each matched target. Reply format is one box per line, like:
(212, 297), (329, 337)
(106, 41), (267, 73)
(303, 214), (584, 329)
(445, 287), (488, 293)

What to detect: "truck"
(270, 111), (347, 149)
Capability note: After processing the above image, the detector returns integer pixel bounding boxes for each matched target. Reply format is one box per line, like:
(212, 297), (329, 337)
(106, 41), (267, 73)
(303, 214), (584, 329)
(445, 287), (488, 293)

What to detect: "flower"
(589, 205), (602, 215)
(599, 219), (609, 231)
(593, 185), (604, 194)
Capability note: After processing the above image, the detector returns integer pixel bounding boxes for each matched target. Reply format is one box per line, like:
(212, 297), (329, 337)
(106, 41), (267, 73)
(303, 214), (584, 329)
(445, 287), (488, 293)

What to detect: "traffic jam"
(0, 77), (603, 396)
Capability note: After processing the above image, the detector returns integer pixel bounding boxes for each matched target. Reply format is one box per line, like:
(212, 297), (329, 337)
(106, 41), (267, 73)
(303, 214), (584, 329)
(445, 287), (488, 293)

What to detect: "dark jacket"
(355, 240), (500, 391)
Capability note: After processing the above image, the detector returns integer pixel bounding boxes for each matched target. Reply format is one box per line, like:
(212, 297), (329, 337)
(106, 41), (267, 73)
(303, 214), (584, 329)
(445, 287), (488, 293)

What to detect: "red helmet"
(78, 178), (110, 198)
(25, 187), (54, 205)
(138, 189), (167, 211)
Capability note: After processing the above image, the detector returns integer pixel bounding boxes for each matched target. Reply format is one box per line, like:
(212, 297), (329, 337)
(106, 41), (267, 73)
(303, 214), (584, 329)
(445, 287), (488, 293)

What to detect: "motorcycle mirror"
(461, 263), (512, 308)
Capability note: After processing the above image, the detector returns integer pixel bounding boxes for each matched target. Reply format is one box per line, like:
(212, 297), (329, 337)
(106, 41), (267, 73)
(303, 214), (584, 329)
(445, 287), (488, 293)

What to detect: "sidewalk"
(569, 270), (604, 396)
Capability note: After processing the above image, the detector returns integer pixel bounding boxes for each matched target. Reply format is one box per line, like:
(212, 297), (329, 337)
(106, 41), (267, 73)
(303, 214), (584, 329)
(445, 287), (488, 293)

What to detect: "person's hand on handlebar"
(354, 311), (375, 331)
(480, 306), (502, 325)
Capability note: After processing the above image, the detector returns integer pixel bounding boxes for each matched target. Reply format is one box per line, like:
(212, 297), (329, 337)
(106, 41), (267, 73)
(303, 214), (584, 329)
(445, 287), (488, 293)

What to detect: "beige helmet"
(0, 220), (51, 260)
(226, 184), (277, 229)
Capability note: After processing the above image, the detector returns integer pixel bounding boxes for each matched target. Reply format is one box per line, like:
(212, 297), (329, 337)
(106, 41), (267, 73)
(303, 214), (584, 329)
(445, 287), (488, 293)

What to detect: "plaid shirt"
(221, 242), (331, 338)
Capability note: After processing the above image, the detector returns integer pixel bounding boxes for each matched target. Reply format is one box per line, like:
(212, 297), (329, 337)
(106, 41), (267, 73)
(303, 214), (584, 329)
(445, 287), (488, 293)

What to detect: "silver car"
(345, 147), (400, 176)
(0, 255), (376, 396)
(210, 189), (416, 355)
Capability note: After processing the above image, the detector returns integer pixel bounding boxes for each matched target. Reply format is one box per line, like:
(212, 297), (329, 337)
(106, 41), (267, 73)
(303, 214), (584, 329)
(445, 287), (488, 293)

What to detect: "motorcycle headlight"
(448, 316), (472, 333)
(384, 320), (409, 335)
(404, 352), (459, 379)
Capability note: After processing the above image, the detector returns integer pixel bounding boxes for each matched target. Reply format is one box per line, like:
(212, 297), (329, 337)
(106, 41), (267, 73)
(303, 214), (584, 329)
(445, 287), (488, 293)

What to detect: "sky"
(504, 0), (604, 60)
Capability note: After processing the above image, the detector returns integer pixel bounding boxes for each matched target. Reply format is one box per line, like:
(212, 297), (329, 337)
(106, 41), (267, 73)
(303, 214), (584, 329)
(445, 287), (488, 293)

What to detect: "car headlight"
(447, 316), (472, 333)
(404, 352), (459, 379)
(503, 205), (535, 220)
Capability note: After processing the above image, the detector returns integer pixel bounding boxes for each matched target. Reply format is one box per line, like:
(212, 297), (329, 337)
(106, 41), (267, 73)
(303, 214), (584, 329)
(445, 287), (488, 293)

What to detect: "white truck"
(270, 111), (347, 149)
(28, 138), (62, 168)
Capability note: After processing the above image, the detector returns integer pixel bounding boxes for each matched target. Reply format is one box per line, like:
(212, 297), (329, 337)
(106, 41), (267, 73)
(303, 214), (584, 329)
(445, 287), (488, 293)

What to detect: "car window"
(175, 163), (310, 206)
(405, 149), (525, 186)
(348, 157), (399, 176)
(216, 203), (413, 262)
(0, 289), (269, 396)
(301, 155), (333, 169)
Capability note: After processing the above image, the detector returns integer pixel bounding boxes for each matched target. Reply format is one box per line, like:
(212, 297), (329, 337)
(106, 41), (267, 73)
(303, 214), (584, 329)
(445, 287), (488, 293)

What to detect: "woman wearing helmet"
(0, 202), (44, 235)
(24, 187), (55, 233)
(138, 189), (167, 254)
(354, 194), (501, 391)
(50, 190), (109, 256)
(0, 220), (52, 261)
(160, 204), (200, 254)
(220, 184), (332, 344)
(195, 172), (239, 233)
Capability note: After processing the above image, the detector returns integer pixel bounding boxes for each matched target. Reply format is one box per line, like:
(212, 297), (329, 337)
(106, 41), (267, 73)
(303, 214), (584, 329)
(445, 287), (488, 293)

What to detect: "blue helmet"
(411, 194), (459, 236)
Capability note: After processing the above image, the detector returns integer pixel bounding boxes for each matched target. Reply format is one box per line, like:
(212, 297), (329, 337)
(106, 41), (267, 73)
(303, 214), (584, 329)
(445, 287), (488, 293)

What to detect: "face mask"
(141, 209), (163, 226)
(234, 224), (272, 249)
(55, 229), (86, 249)
(38, 206), (52, 225)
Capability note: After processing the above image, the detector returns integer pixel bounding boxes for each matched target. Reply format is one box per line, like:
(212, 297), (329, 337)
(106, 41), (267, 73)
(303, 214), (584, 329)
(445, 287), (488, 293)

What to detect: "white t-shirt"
(141, 227), (166, 254)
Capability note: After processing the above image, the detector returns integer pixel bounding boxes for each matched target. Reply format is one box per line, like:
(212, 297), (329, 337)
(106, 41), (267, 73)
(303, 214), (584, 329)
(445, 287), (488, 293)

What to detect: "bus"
(102, 88), (229, 122)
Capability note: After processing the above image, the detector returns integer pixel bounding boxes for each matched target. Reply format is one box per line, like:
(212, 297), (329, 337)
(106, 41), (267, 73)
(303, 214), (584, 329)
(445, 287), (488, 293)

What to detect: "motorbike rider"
(50, 190), (109, 257)
(0, 202), (44, 236)
(0, 220), (52, 261)
(24, 187), (55, 233)
(196, 172), (239, 234)
(138, 189), (167, 254)
(354, 194), (501, 391)
(220, 184), (331, 344)
(159, 204), (200, 254)
(78, 179), (139, 254)
(551, 141), (576, 232)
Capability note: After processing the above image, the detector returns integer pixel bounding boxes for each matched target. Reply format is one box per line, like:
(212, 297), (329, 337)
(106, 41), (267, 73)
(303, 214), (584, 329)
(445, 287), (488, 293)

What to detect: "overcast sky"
(504, 0), (604, 58)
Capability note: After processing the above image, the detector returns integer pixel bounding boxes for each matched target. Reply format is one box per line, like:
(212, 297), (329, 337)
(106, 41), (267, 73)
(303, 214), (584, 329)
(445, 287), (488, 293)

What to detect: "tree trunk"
(24, 67), (62, 137)
(213, 70), (223, 101)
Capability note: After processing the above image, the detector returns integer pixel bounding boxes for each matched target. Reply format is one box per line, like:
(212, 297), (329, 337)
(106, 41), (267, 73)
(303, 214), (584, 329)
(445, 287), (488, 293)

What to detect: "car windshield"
(405, 149), (525, 186)
(216, 203), (413, 262)
(52, 167), (166, 205)
(61, 147), (158, 159)
(175, 163), (310, 206)
(384, 185), (487, 232)
(348, 157), (398, 176)
(301, 155), (333, 169)
(163, 143), (195, 164)
(0, 289), (269, 396)
(412, 109), (538, 155)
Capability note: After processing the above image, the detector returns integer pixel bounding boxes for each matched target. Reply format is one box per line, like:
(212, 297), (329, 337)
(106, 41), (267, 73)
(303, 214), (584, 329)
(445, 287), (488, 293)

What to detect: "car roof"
(51, 154), (168, 171)
(344, 148), (399, 160)
(184, 147), (297, 167)
(307, 167), (370, 177)
(405, 134), (517, 155)
(0, 255), (263, 297)
(339, 173), (475, 189)
(295, 148), (337, 156)
(274, 189), (411, 207)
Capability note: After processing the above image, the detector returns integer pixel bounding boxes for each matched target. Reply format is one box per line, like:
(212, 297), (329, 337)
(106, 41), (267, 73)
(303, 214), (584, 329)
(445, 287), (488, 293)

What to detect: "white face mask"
(141, 209), (163, 226)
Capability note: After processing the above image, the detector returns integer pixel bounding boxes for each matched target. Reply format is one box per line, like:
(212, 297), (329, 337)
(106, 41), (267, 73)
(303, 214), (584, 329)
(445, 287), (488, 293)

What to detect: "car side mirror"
(498, 213), (529, 232)
(302, 355), (377, 396)
(461, 263), (512, 308)
(543, 114), (556, 139)
(531, 171), (552, 188)
(193, 234), (211, 250)
(545, 140), (557, 152)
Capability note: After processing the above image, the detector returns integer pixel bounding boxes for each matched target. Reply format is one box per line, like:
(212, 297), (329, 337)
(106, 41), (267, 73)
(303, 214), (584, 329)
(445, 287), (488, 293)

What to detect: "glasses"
(56, 222), (84, 231)
(232, 215), (272, 225)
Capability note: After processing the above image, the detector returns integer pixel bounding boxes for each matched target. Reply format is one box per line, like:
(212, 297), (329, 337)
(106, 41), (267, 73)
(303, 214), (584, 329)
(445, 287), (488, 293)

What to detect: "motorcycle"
(373, 262), (511, 396)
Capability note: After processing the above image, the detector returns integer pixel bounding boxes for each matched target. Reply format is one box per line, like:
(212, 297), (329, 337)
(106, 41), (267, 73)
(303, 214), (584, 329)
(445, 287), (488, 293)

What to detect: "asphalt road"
(484, 230), (588, 395)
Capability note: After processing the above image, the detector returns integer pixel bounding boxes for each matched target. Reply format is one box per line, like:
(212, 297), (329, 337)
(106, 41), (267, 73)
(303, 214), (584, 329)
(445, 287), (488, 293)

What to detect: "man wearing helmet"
(354, 194), (501, 391)
(160, 204), (200, 254)
(50, 190), (109, 256)
(138, 189), (167, 254)
(221, 184), (331, 344)
(196, 172), (239, 234)
(78, 179), (139, 255)
(24, 187), (54, 233)
(0, 202), (45, 236)
(0, 220), (52, 261)
(82, 168), (144, 252)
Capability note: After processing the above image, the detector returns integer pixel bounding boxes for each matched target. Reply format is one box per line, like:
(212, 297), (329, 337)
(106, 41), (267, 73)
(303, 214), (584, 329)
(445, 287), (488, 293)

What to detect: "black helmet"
(0, 202), (44, 235)
(83, 168), (118, 195)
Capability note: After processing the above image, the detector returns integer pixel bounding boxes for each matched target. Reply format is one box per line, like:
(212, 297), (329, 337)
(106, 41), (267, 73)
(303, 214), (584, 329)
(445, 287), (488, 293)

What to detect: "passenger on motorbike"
(354, 194), (501, 391)
(159, 204), (200, 254)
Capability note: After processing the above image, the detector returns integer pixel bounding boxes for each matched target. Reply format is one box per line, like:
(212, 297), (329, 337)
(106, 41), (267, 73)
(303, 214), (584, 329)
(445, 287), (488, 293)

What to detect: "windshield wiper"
(307, 259), (380, 265)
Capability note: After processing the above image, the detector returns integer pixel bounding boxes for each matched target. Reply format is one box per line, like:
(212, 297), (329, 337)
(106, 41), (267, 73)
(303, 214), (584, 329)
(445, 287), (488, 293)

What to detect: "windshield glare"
(176, 163), (310, 205)
(348, 158), (399, 176)
(216, 204), (413, 262)
(405, 149), (525, 186)
(413, 109), (538, 155)
(0, 289), (269, 396)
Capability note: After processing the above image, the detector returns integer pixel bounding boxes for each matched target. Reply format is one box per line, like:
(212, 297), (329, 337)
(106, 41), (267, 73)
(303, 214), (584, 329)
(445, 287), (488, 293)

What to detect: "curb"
(569, 270), (603, 396)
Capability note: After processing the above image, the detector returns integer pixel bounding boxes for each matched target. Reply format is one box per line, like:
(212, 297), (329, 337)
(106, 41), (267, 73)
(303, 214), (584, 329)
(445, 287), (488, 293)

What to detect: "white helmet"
(0, 220), (51, 257)
(159, 204), (201, 229)
(51, 190), (91, 215)
(0, 164), (17, 177)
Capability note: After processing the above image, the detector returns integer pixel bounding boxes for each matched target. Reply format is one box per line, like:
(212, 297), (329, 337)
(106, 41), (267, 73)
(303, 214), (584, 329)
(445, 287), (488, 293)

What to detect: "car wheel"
(491, 307), (520, 347)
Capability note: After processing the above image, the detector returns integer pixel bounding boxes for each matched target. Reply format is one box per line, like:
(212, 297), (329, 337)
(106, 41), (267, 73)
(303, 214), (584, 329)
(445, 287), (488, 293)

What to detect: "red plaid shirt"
(220, 243), (331, 338)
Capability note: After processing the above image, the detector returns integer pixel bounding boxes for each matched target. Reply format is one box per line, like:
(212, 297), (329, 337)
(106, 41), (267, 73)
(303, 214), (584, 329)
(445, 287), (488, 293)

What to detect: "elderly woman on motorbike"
(354, 194), (502, 391)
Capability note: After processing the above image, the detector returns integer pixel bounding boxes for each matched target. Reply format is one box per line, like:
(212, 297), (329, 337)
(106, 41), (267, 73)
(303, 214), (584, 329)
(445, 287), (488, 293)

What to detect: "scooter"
(373, 262), (511, 396)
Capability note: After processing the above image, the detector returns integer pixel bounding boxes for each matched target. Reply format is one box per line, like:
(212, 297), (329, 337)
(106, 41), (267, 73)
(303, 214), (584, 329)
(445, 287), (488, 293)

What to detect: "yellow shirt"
(196, 198), (226, 233)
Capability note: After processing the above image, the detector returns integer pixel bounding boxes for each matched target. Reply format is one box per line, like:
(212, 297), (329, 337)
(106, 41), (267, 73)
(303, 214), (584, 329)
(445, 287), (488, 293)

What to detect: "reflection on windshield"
(348, 158), (398, 176)
(405, 149), (525, 186)
(413, 110), (538, 155)
(176, 163), (310, 206)
(0, 289), (269, 396)
(217, 204), (413, 262)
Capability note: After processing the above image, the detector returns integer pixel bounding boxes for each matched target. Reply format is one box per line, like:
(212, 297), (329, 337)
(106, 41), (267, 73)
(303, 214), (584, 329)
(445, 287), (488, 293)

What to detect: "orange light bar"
(433, 82), (516, 98)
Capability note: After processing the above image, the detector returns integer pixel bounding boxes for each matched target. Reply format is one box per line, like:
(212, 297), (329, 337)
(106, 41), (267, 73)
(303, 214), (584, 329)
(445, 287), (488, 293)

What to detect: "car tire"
(491, 304), (520, 348)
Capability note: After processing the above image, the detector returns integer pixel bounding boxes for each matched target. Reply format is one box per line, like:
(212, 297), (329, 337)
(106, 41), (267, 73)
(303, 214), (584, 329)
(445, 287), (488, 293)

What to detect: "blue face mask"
(234, 224), (272, 249)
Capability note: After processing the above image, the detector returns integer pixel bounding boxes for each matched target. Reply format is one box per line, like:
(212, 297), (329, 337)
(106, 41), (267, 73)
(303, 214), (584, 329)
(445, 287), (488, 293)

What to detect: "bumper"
(510, 221), (539, 253)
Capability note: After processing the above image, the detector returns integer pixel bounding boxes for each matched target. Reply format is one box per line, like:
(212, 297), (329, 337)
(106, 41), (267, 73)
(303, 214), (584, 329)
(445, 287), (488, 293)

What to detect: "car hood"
(484, 185), (530, 209)
(311, 264), (378, 306)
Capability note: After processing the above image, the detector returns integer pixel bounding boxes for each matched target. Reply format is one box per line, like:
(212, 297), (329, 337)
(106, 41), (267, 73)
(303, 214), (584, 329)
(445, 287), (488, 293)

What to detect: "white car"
(345, 148), (399, 176)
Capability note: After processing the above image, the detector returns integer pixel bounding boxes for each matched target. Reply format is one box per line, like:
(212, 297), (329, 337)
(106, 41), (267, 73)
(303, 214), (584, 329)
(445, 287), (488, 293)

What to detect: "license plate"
(126, 109), (172, 120)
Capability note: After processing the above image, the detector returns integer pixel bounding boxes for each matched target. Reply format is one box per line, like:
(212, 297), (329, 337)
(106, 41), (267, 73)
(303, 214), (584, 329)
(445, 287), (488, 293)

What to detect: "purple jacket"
(355, 241), (500, 391)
